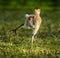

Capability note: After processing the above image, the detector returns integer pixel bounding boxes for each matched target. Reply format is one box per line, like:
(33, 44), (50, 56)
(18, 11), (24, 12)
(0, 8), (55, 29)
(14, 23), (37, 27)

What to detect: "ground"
(0, 10), (60, 58)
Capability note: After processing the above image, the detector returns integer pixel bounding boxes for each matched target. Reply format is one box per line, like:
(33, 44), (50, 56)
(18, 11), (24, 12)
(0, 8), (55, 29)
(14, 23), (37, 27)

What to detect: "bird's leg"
(30, 35), (35, 49)
(10, 23), (24, 34)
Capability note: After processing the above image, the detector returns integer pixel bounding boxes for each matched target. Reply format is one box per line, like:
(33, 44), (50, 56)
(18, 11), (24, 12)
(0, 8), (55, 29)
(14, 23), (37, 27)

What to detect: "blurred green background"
(0, 0), (60, 10)
(0, 0), (60, 58)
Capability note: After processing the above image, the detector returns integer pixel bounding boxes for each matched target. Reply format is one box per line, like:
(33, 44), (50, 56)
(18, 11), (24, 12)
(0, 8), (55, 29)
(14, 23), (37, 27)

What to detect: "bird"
(10, 7), (42, 48)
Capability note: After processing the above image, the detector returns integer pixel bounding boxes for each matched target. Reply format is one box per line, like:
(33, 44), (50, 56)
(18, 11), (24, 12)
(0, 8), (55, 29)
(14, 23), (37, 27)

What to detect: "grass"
(0, 9), (60, 58)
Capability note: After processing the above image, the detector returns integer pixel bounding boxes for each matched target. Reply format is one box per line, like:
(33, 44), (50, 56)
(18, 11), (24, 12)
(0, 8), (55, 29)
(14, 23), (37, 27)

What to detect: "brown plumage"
(25, 8), (42, 48)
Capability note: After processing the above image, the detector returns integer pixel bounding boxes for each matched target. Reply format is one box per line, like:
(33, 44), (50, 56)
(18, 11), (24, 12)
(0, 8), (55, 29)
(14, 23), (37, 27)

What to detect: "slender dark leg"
(10, 23), (24, 34)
